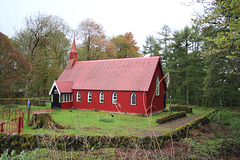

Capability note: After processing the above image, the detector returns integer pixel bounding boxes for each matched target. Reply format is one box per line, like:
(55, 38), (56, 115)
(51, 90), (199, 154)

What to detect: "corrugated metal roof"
(55, 81), (72, 93)
(56, 56), (160, 92)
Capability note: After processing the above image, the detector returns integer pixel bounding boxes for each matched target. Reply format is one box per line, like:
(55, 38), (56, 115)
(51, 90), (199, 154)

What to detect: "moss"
(156, 111), (187, 124)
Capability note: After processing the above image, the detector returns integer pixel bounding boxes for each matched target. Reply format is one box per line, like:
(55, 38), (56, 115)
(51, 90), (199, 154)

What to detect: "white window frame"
(66, 94), (69, 102)
(156, 75), (160, 96)
(112, 92), (118, 104)
(88, 91), (92, 103)
(131, 92), (136, 106)
(77, 91), (81, 102)
(99, 91), (104, 104)
(63, 94), (65, 102)
(51, 94), (53, 102)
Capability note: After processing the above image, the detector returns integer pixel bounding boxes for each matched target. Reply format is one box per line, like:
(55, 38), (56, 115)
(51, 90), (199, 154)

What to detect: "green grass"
(21, 105), (213, 136)
(23, 109), (170, 135)
(0, 103), (213, 136)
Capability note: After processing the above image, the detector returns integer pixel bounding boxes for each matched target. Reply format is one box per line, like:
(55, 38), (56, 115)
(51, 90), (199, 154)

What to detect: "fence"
(0, 107), (24, 134)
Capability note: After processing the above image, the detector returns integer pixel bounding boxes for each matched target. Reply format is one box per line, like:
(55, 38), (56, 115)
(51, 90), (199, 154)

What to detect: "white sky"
(0, 0), (204, 49)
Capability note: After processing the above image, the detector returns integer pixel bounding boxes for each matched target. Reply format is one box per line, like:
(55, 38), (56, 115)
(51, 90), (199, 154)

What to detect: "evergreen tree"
(165, 26), (205, 105)
(142, 35), (162, 57)
(195, 0), (240, 107)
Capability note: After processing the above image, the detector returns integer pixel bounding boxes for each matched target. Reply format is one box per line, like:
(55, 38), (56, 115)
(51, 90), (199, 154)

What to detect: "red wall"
(61, 102), (73, 109)
(146, 62), (166, 114)
(71, 90), (147, 114)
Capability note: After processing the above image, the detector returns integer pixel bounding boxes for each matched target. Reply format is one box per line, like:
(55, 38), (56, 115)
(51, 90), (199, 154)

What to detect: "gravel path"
(134, 114), (202, 137)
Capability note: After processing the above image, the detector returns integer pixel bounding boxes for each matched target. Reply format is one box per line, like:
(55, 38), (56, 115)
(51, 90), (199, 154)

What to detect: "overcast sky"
(0, 0), (204, 49)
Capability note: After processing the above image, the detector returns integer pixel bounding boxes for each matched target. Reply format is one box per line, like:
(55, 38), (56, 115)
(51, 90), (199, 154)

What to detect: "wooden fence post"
(9, 108), (11, 120)
(22, 113), (24, 129)
(18, 116), (21, 134)
(0, 122), (4, 133)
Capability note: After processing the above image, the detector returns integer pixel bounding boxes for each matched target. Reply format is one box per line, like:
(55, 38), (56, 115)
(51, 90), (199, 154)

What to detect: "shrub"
(97, 115), (113, 123)
(3, 104), (18, 108)
(169, 105), (193, 113)
(156, 111), (187, 124)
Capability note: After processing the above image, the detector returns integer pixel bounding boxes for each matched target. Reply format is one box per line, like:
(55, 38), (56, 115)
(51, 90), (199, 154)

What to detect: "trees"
(76, 19), (140, 59)
(0, 32), (30, 97)
(194, 0), (240, 107)
(13, 13), (71, 97)
(142, 25), (205, 106)
(166, 26), (205, 106)
(76, 18), (107, 60)
(111, 32), (140, 58)
(142, 35), (161, 56)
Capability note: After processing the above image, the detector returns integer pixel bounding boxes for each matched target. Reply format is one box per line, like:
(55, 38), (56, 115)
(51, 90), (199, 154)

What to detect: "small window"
(131, 92), (136, 105)
(63, 94), (65, 102)
(77, 91), (81, 102)
(156, 75), (160, 96)
(66, 94), (69, 102)
(99, 91), (104, 103)
(88, 91), (92, 103)
(112, 92), (118, 104)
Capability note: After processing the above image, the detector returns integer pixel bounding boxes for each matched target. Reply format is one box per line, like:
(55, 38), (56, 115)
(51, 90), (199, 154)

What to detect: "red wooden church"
(49, 39), (167, 115)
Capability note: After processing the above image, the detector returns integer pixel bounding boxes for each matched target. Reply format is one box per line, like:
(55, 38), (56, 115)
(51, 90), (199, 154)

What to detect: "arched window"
(112, 92), (118, 104)
(99, 91), (104, 103)
(156, 75), (160, 96)
(131, 92), (136, 105)
(76, 91), (81, 102)
(87, 91), (92, 103)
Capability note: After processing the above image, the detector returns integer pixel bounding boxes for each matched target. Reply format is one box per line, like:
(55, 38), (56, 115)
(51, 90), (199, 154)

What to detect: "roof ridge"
(75, 56), (160, 63)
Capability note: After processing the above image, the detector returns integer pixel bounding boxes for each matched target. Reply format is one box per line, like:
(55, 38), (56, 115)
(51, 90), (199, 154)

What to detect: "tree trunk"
(24, 78), (30, 98)
(186, 87), (189, 105)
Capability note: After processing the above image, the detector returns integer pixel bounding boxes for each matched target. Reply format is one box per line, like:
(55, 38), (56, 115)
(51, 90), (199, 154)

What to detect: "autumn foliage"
(0, 32), (30, 97)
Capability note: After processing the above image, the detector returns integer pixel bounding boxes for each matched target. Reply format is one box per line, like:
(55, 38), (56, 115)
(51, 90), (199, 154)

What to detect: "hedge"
(169, 105), (193, 113)
(0, 109), (216, 154)
(0, 98), (50, 106)
(156, 111), (187, 124)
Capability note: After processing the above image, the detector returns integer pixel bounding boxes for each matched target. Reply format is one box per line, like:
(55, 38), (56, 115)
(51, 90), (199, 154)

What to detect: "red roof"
(55, 81), (72, 93)
(56, 56), (162, 92)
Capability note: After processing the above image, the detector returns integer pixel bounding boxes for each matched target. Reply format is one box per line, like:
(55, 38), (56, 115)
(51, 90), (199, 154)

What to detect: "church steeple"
(69, 38), (78, 60)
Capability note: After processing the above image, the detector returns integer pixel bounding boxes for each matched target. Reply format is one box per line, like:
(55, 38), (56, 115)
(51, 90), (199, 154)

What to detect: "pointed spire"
(70, 38), (77, 53)
(69, 38), (78, 60)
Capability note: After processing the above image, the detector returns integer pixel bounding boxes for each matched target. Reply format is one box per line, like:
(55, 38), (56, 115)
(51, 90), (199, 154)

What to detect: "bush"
(97, 115), (113, 123)
(169, 105), (193, 113)
(156, 111), (187, 124)
(3, 104), (18, 108)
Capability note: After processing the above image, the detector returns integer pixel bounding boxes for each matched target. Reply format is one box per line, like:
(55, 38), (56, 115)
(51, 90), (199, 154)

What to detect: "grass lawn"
(20, 105), (213, 136)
